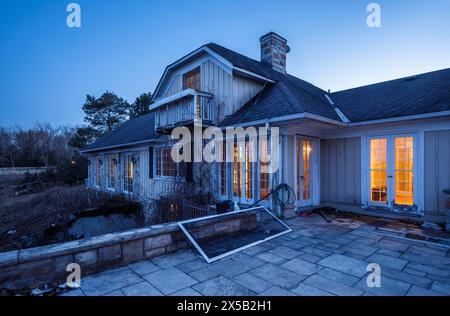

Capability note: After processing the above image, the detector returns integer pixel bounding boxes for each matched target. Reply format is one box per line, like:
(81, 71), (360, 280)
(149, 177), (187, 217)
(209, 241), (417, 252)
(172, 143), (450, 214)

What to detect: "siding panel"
(320, 137), (361, 205)
(425, 130), (450, 216)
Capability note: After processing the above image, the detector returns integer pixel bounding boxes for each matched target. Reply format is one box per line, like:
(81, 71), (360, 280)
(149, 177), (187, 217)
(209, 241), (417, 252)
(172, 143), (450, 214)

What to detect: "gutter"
(347, 110), (450, 126)
(221, 112), (347, 128)
(233, 67), (275, 83)
(80, 138), (163, 154)
(221, 110), (450, 129)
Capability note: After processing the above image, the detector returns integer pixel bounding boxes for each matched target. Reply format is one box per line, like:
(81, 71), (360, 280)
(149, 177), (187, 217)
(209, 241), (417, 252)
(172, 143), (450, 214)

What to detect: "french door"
(368, 134), (416, 209)
(232, 140), (255, 204)
(295, 137), (313, 207)
(123, 155), (134, 195)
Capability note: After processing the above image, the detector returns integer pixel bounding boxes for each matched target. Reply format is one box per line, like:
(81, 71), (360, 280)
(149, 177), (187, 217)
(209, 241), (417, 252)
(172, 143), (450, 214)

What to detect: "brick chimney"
(259, 32), (290, 73)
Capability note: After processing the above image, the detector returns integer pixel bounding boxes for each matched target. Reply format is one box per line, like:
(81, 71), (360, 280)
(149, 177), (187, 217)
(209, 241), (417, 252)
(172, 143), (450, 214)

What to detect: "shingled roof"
(330, 68), (450, 122)
(205, 43), (342, 125)
(82, 43), (450, 152)
(81, 112), (158, 153)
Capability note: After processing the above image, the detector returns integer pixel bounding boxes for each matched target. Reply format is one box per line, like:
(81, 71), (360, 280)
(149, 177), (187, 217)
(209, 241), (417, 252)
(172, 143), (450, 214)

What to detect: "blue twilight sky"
(1, 0), (449, 128)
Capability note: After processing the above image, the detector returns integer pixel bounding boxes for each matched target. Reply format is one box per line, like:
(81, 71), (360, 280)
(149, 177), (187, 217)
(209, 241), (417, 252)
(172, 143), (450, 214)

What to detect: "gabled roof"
(81, 112), (158, 153)
(330, 68), (450, 122)
(82, 42), (450, 153)
(203, 43), (342, 125)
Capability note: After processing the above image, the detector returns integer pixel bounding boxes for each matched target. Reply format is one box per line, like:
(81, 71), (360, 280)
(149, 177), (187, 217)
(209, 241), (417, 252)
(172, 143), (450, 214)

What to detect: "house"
(81, 32), (450, 225)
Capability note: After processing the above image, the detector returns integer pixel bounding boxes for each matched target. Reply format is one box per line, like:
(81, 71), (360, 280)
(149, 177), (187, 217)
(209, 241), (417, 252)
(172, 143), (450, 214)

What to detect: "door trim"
(365, 133), (418, 211)
(294, 136), (316, 208)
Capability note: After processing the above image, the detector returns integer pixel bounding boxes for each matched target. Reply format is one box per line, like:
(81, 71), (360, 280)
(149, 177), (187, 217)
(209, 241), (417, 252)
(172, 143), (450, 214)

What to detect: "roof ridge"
(332, 67), (450, 94)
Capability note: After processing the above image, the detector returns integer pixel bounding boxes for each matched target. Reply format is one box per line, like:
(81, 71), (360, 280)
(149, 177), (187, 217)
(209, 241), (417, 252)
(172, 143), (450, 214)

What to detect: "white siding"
(424, 129), (450, 221)
(231, 75), (263, 115)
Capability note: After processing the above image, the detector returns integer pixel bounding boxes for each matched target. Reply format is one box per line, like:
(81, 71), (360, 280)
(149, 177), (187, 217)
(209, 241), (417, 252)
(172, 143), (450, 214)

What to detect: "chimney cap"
(259, 31), (288, 43)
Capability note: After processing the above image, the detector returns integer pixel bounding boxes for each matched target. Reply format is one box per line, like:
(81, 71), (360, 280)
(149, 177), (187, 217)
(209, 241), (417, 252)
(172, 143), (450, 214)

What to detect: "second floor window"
(182, 67), (201, 91)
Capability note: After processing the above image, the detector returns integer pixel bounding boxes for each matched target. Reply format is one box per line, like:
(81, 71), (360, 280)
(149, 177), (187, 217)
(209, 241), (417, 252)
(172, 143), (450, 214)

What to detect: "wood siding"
(159, 57), (263, 123)
(231, 75), (263, 116)
(201, 60), (232, 121)
(424, 130), (450, 216)
(320, 137), (361, 206)
(165, 74), (182, 98)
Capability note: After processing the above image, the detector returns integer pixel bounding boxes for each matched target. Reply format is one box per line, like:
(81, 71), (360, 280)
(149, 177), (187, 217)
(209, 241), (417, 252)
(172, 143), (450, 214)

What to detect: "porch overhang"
(220, 112), (347, 129)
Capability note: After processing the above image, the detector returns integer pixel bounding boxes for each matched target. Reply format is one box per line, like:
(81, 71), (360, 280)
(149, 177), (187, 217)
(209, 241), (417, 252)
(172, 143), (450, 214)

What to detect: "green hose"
(246, 183), (296, 219)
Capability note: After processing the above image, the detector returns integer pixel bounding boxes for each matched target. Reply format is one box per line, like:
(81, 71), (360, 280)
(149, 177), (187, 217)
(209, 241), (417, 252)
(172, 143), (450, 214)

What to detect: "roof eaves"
(80, 138), (162, 154)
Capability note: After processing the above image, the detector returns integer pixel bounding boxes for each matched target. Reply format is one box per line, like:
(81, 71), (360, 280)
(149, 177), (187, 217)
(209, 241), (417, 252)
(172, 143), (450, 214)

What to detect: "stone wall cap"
(14, 224), (179, 264)
(0, 250), (18, 268)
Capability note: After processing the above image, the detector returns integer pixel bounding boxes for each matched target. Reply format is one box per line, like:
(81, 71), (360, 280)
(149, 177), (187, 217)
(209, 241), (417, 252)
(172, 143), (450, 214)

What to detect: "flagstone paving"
(62, 213), (450, 296)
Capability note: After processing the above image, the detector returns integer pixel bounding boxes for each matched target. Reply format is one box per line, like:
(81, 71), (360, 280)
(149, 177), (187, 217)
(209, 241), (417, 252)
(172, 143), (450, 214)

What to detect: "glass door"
(369, 138), (388, 205)
(296, 137), (313, 207)
(232, 140), (255, 204)
(368, 135), (416, 209)
(394, 136), (414, 206)
(123, 155), (134, 195)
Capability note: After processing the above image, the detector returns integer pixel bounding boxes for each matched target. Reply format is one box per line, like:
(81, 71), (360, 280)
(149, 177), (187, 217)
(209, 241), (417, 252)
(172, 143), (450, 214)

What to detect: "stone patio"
(61, 213), (450, 296)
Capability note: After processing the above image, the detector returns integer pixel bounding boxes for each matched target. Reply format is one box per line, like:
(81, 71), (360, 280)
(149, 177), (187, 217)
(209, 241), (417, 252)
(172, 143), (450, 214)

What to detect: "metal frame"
(178, 206), (292, 263)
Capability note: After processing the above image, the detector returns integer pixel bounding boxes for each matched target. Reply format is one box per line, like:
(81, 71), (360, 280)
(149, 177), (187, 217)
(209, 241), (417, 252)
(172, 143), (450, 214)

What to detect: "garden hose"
(246, 183), (296, 219)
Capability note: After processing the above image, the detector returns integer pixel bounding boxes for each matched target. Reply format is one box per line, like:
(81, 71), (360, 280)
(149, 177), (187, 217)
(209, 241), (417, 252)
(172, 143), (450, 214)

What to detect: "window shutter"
(149, 146), (154, 179)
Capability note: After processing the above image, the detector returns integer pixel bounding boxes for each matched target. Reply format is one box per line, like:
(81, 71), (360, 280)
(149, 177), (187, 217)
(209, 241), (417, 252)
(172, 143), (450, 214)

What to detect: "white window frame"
(258, 136), (272, 206)
(218, 143), (228, 199)
(153, 145), (186, 180)
(365, 133), (419, 211)
(107, 155), (116, 192)
(94, 158), (102, 189)
(294, 136), (314, 207)
(231, 138), (256, 205)
(122, 154), (134, 195)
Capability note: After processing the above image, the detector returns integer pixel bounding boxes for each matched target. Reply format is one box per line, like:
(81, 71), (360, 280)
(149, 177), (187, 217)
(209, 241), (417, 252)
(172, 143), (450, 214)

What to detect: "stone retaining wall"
(0, 212), (255, 290)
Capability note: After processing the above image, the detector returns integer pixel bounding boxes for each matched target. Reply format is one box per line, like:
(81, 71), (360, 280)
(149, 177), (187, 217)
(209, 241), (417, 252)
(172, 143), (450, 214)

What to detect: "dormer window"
(182, 67), (201, 91)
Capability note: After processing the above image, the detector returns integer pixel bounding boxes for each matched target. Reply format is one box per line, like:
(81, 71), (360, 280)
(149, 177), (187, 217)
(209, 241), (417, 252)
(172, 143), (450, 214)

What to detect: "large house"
(81, 32), (450, 225)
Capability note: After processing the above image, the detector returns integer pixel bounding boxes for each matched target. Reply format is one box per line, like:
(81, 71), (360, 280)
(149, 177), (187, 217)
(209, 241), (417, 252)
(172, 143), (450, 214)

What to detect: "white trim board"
(178, 206), (292, 263)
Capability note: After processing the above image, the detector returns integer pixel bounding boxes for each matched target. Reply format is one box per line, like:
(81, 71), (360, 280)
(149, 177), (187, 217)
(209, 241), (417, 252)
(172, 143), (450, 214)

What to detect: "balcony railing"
(152, 89), (214, 131)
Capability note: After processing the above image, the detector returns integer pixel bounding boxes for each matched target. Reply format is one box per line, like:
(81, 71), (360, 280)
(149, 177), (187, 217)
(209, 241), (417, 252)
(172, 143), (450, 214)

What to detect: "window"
(260, 140), (270, 200)
(107, 156), (116, 190)
(232, 139), (255, 201)
(95, 158), (102, 187)
(368, 136), (415, 207)
(233, 142), (242, 197)
(123, 155), (133, 194)
(155, 147), (186, 178)
(182, 67), (201, 91)
(245, 140), (254, 199)
(395, 137), (414, 205)
(370, 138), (388, 203)
(302, 140), (312, 201)
(220, 146), (227, 196)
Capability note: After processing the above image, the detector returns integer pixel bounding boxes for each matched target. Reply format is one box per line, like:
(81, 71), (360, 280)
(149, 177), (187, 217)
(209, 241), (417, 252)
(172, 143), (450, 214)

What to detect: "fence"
(145, 195), (215, 225)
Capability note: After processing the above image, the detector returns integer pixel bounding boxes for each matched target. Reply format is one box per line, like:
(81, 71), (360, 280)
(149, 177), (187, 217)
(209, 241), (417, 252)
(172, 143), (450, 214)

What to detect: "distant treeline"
(0, 123), (78, 168)
(0, 91), (153, 169)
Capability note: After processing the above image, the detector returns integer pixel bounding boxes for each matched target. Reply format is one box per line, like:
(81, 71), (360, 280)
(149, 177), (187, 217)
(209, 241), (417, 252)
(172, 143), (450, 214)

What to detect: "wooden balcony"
(151, 89), (215, 132)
